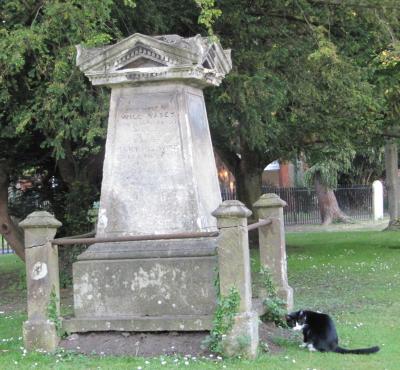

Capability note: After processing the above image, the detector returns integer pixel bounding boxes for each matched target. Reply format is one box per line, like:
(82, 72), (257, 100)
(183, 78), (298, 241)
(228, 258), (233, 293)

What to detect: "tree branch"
(0, 162), (25, 261)
(307, 0), (400, 10)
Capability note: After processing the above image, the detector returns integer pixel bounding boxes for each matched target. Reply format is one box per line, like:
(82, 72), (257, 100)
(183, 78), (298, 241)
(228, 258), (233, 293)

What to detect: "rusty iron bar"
(52, 230), (219, 246)
(247, 218), (272, 232)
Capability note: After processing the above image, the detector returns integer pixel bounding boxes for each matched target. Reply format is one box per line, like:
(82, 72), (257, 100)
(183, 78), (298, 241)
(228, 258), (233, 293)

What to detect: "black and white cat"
(286, 310), (380, 355)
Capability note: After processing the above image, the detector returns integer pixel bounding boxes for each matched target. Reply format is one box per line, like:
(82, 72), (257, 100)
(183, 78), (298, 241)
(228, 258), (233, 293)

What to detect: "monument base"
(71, 237), (217, 331)
(62, 315), (212, 333)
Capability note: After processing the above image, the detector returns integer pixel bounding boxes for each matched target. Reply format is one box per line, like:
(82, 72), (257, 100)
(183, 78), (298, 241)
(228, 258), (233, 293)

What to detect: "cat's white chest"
(293, 322), (306, 331)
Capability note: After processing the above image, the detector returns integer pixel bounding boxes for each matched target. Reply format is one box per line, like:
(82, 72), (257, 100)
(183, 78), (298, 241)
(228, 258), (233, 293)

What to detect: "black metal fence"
(1, 238), (14, 255)
(263, 186), (321, 225)
(334, 186), (373, 219)
(220, 185), (374, 225)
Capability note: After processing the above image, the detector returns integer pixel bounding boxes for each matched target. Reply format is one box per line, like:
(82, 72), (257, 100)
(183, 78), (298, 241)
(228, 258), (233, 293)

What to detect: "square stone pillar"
(253, 194), (293, 310)
(212, 201), (258, 359)
(19, 211), (62, 352)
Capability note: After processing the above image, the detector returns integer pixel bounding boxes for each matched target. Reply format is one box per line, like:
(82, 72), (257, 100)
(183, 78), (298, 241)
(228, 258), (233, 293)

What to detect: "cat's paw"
(307, 344), (317, 352)
(299, 343), (308, 348)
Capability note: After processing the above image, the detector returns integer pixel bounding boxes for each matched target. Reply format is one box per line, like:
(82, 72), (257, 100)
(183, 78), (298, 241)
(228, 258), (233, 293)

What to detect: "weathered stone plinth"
(67, 238), (217, 331)
(71, 33), (231, 332)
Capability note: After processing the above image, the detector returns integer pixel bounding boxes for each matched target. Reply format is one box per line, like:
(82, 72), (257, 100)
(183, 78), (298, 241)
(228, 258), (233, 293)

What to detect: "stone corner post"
(253, 193), (293, 311)
(19, 211), (62, 352)
(372, 180), (384, 221)
(212, 200), (258, 359)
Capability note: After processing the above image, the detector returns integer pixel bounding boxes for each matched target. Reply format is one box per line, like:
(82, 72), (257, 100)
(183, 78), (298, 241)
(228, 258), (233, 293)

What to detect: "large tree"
(206, 0), (397, 223)
(0, 0), (209, 258)
(0, 0), (129, 257)
(2, 0), (400, 259)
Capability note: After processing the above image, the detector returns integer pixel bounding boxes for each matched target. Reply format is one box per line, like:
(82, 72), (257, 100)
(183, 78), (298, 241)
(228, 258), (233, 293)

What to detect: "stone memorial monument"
(64, 34), (232, 332)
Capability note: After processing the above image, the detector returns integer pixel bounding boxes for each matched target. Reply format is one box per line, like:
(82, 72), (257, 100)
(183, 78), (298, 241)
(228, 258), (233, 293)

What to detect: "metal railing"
(247, 218), (272, 232)
(220, 184), (375, 225)
(52, 230), (219, 246)
(263, 186), (320, 225)
(263, 185), (373, 225)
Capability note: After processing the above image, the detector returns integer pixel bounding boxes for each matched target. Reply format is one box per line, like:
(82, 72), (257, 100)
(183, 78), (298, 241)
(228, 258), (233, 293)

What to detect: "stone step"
(62, 315), (213, 333)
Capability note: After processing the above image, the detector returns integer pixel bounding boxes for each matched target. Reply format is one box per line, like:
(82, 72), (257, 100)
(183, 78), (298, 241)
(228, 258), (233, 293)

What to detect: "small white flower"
(185, 361), (189, 365)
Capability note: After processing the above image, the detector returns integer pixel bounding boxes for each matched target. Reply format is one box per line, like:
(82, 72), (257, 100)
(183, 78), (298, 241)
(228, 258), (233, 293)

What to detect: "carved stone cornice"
(76, 33), (232, 87)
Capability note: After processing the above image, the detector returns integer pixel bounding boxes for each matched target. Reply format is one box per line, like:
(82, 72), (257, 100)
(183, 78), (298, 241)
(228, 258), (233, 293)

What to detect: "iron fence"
(220, 185), (374, 225)
(334, 186), (373, 219)
(262, 186), (321, 225)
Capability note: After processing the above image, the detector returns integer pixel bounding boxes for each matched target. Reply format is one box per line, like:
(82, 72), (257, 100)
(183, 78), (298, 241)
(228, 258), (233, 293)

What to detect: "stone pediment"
(76, 33), (232, 87)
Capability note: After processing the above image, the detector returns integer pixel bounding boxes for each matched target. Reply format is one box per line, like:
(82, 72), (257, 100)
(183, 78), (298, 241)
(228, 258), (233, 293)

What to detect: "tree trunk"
(234, 144), (263, 212)
(0, 163), (25, 261)
(236, 169), (262, 212)
(384, 139), (400, 230)
(314, 174), (351, 225)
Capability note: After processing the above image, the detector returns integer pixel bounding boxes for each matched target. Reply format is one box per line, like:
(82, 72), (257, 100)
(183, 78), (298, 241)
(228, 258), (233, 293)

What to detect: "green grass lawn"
(0, 231), (399, 369)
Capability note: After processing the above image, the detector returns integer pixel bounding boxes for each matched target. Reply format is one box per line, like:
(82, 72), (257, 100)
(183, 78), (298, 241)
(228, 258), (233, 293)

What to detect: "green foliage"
(61, 182), (97, 235)
(0, 1), (116, 160)
(206, 0), (395, 197)
(56, 181), (96, 286)
(2, 0), (400, 245)
(47, 287), (63, 337)
(205, 286), (240, 354)
(373, 44), (400, 125)
(259, 267), (287, 327)
(87, 201), (100, 225)
(195, 0), (221, 37)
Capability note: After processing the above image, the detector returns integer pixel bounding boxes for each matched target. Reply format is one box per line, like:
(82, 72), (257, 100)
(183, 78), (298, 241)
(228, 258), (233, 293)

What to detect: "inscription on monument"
(99, 88), (198, 235)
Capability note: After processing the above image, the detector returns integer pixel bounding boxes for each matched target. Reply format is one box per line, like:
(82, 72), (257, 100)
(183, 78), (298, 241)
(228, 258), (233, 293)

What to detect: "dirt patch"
(60, 322), (289, 357)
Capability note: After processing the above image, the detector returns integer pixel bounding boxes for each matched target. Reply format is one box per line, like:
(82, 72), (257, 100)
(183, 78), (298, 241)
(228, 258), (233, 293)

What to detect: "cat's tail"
(335, 346), (380, 355)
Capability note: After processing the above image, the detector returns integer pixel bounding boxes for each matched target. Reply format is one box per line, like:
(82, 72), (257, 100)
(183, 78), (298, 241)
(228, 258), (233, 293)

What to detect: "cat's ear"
(299, 310), (304, 316)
